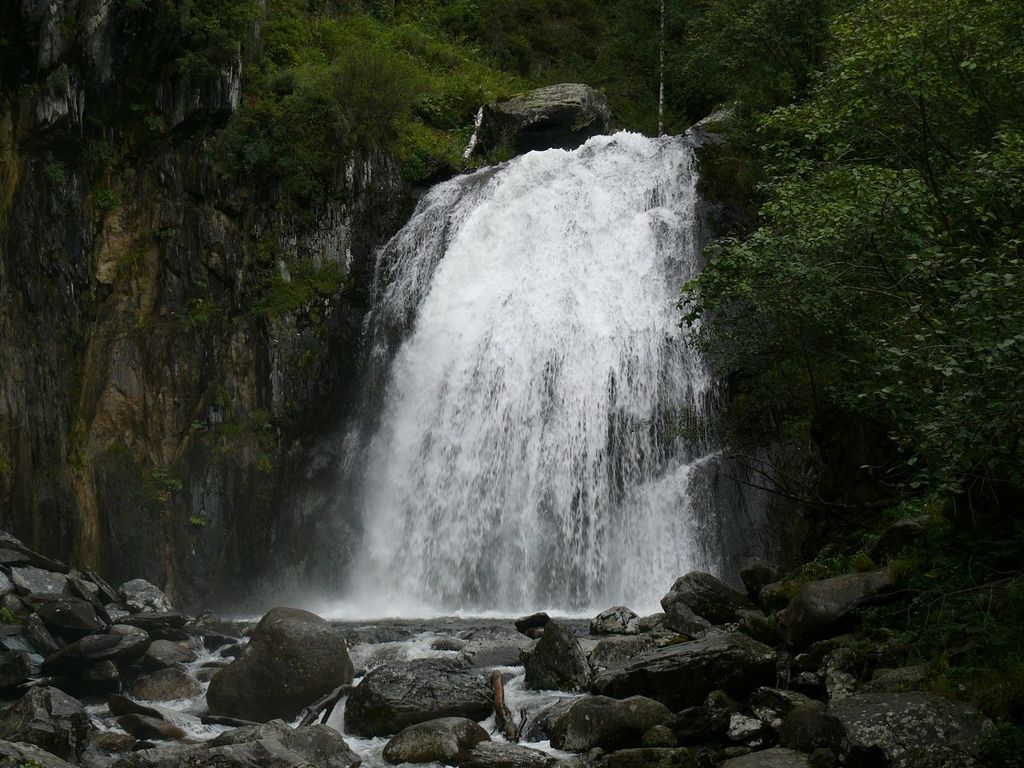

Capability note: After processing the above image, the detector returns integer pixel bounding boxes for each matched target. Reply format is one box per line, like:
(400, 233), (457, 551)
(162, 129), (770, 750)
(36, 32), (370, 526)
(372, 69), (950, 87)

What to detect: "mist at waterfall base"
(312, 132), (729, 620)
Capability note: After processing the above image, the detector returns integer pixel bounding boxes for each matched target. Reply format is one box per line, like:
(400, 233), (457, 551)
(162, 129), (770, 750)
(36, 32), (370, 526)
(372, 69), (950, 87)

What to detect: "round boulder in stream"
(523, 620), (590, 692)
(206, 607), (354, 723)
(382, 717), (489, 764)
(345, 658), (492, 737)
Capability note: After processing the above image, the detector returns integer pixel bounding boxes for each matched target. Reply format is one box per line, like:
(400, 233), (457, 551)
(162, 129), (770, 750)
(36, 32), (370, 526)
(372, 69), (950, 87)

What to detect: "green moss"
(253, 259), (347, 319)
(92, 188), (119, 212)
(43, 161), (66, 185)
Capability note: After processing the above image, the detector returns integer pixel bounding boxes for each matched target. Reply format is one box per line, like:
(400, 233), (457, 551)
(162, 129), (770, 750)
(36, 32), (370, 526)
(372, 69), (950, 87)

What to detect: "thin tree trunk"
(658, 0), (666, 136)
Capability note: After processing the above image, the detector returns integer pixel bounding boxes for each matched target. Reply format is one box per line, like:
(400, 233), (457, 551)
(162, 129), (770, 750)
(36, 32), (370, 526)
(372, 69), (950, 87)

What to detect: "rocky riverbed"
(0, 526), (991, 768)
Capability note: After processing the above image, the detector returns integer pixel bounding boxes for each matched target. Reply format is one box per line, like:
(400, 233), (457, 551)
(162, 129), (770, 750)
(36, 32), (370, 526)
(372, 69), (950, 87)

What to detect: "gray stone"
(207, 607), (354, 723)
(115, 714), (186, 741)
(736, 610), (782, 647)
(665, 706), (730, 744)
(35, 597), (105, 635)
(778, 702), (842, 753)
(142, 639), (196, 670)
(749, 687), (813, 730)
(462, 741), (557, 768)
(590, 635), (656, 670)
(861, 665), (930, 694)
(130, 667), (203, 702)
(594, 747), (699, 768)
(0, 574), (14, 597)
(514, 612), (550, 637)
(591, 607), (640, 635)
(345, 658), (491, 737)
(42, 631), (149, 674)
(0, 651), (30, 688)
(778, 571), (894, 646)
(520, 698), (576, 743)
(460, 626), (534, 667)
(637, 614), (665, 632)
(24, 613), (61, 655)
(478, 84), (613, 156)
(10, 567), (69, 598)
(549, 695), (672, 752)
(120, 612), (186, 632)
(727, 714), (771, 746)
(721, 747), (811, 768)
(524, 620), (590, 692)
(0, 686), (91, 762)
(119, 579), (173, 614)
(740, 559), (783, 601)
(829, 692), (987, 768)
(641, 725), (676, 748)
(0, 740), (79, 768)
(591, 632), (777, 710)
(382, 717), (489, 764)
(662, 603), (712, 638)
(661, 572), (754, 625)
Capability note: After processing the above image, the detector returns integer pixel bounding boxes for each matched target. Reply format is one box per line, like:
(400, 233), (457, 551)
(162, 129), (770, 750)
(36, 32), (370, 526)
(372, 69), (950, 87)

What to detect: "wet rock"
(520, 698), (576, 742)
(0, 651), (30, 688)
(759, 582), (792, 612)
(861, 665), (930, 694)
(346, 658), (491, 736)
(515, 612), (551, 638)
(11, 567), (69, 598)
(591, 631), (777, 710)
(120, 612), (186, 634)
(461, 626), (534, 667)
(0, 686), (91, 761)
(119, 580), (173, 614)
(207, 607), (353, 723)
(662, 603), (712, 638)
(740, 559), (783, 601)
(524, 620), (590, 692)
(727, 714), (771, 747)
(130, 668), (203, 702)
(829, 691), (987, 768)
(42, 631), (149, 674)
(594, 747), (699, 768)
(0, 595), (24, 617)
(749, 688), (813, 730)
(736, 611), (782, 647)
(478, 84), (613, 156)
(90, 730), (137, 754)
(74, 660), (121, 694)
(0, 740), (79, 768)
(142, 640), (196, 671)
(84, 568), (120, 605)
(115, 714), (187, 741)
(665, 706), (730, 745)
(0, 574), (14, 597)
(549, 695), (672, 752)
(590, 635), (655, 670)
(721, 747), (811, 768)
(382, 717), (489, 764)
(869, 517), (930, 563)
(778, 702), (842, 753)
(591, 607), (640, 635)
(778, 571), (894, 646)
(431, 637), (466, 652)
(661, 572), (754, 625)
(35, 597), (105, 635)
(641, 725), (676, 748)
(462, 741), (558, 768)
(637, 614), (665, 632)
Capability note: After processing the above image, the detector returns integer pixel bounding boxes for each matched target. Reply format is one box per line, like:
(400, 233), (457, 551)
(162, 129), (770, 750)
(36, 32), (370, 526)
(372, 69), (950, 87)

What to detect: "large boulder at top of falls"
(828, 692), (988, 768)
(382, 717), (490, 764)
(207, 607), (354, 723)
(477, 83), (614, 156)
(660, 572), (754, 625)
(345, 658), (492, 737)
(549, 695), (673, 752)
(591, 631), (777, 710)
(523, 620), (590, 692)
(0, 686), (91, 762)
(778, 570), (894, 646)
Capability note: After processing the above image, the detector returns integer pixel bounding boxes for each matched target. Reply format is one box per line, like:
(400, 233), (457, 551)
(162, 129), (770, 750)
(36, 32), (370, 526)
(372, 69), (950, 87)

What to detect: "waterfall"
(341, 132), (719, 616)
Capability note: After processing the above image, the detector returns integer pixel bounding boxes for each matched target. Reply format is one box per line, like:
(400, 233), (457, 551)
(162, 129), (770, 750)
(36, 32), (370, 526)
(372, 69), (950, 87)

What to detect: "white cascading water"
(345, 132), (718, 615)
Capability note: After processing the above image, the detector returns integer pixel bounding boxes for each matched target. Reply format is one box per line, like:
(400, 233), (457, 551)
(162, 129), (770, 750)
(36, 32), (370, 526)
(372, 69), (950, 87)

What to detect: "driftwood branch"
(202, 715), (262, 728)
(490, 670), (519, 742)
(299, 684), (353, 727)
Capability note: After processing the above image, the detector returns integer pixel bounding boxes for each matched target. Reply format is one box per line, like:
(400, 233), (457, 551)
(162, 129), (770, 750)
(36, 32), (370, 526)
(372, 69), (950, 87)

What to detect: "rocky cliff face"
(0, 1), (410, 608)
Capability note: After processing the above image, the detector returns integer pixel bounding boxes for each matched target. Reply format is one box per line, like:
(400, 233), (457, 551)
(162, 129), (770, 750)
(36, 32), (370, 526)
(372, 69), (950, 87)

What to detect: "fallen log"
(491, 670), (519, 741)
(298, 683), (353, 727)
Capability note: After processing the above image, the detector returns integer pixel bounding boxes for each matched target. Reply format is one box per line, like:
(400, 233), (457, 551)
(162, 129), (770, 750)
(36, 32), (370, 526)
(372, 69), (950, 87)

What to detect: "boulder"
(861, 665), (930, 694)
(662, 603), (712, 638)
(0, 651), (30, 689)
(0, 686), (91, 761)
(9, 567), (69, 598)
(523, 620), (589, 692)
(42, 631), (149, 674)
(665, 706), (730, 745)
(829, 692), (987, 768)
(749, 688), (813, 730)
(778, 571), (894, 646)
(207, 607), (354, 723)
(130, 667), (203, 702)
(0, 740), (79, 768)
(35, 597), (105, 635)
(119, 579), (173, 613)
(721, 748), (811, 768)
(478, 84), (614, 156)
(591, 632), (777, 710)
(549, 695), (672, 752)
(120, 611), (186, 633)
(382, 717), (489, 764)
(594, 747), (699, 768)
(514, 612), (550, 638)
(727, 713), (771, 747)
(142, 639), (196, 670)
(24, 613), (61, 655)
(520, 698), (576, 743)
(759, 582), (792, 612)
(115, 714), (186, 741)
(638, 614), (665, 632)
(460, 626), (534, 667)
(660, 572), (754, 625)
(591, 607), (640, 635)
(778, 702), (843, 753)
(740, 559), (783, 601)
(642, 725), (676, 748)
(462, 741), (558, 768)
(345, 658), (491, 736)
(590, 636), (655, 670)
(736, 611), (782, 647)
(72, 660), (121, 694)
(431, 637), (466, 652)
(868, 517), (930, 563)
